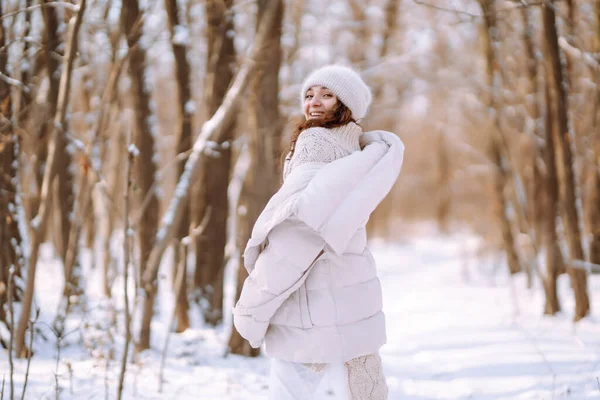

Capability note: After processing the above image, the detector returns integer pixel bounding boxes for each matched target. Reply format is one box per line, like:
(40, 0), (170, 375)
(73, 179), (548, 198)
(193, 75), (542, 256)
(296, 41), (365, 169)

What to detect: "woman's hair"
(284, 101), (356, 162)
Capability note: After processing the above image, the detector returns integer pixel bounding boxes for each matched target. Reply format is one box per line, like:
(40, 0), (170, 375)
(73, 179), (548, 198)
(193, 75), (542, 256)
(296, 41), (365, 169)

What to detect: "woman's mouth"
(309, 112), (324, 118)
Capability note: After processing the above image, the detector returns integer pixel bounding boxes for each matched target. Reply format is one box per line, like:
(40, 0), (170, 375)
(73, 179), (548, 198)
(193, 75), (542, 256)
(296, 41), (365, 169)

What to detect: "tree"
(0, 2), (25, 349)
(542, 64), (562, 314)
(542, 0), (589, 320)
(193, 0), (236, 326)
(228, 0), (284, 356)
(513, 5), (561, 313)
(36, 0), (74, 254)
(120, 0), (161, 352)
(15, 0), (87, 357)
(164, 0), (193, 333)
(478, 0), (522, 276)
(588, 0), (600, 269)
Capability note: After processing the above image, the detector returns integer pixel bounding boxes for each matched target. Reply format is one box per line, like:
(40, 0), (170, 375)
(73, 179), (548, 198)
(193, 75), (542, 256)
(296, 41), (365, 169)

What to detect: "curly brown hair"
(284, 102), (356, 163)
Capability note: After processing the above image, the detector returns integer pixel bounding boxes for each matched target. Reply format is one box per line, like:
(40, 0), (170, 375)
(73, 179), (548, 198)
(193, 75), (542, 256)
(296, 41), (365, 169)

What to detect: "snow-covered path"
(3, 230), (600, 399)
(377, 234), (600, 400)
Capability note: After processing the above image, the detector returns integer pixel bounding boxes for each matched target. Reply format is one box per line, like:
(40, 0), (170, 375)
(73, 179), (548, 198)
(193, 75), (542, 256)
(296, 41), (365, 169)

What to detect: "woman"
(233, 65), (405, 399)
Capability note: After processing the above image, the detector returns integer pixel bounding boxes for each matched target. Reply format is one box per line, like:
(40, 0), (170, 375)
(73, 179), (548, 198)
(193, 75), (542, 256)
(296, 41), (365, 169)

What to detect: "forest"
(1, 0), (600, 398)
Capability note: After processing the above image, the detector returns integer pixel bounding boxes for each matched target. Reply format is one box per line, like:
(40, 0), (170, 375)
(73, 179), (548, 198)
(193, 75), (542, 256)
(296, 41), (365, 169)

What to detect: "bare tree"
(102, 116), (126, 297)
(15, 0), (88, 358)
(13, 0), (33, 124)
(346, 0), (373, 66)
(380, 0), (399, 61)
(587, 1), (600, 269)
(30, 0), (69, 246)
(117, 137), (135, 400)
(367, 0), (401, 239)
(542, 0), (589, 320)
(164, 0), (193, 333)
(519, 7), (545, 251)
(435, 130), (451, 233)
(478, 0), (522, 276)
(119, 0), (161, 351)
(193, 0), (236, 326)
(283, 0), (304, 66)
(0, 0), (25, 350)
(542, 65), (562, 314)
(100, 19), (127, 298)
(228, 0), (284, 357)
(514, 5), (561, 313)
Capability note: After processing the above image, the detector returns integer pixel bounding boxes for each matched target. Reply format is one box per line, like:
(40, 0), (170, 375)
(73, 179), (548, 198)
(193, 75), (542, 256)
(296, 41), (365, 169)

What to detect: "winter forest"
(1, 0), (600, 398)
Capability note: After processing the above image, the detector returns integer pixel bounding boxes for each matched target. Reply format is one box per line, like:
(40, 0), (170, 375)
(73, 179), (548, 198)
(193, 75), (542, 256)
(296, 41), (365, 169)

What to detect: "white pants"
(268, 359), (350, 399)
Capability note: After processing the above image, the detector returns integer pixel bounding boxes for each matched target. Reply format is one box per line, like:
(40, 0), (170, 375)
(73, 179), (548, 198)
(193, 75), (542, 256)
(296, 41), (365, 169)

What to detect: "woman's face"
(303, 86), (338, 120)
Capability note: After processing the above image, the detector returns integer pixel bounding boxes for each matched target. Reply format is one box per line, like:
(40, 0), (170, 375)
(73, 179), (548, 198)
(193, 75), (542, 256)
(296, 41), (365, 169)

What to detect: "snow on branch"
(558, 37), (600, 74)
(0, 71), (30, 93)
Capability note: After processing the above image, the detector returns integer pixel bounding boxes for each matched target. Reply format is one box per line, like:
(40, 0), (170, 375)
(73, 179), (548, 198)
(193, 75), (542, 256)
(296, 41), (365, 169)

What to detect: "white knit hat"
(300, 65), (372, 121)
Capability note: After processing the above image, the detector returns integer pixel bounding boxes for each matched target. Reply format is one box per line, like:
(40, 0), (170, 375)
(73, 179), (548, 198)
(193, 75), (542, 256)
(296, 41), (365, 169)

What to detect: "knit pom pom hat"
(300, 65), (372, 121)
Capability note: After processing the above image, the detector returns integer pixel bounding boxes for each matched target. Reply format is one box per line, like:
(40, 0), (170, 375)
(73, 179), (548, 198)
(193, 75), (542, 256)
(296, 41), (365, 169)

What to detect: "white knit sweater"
(283, 122), (363, 180)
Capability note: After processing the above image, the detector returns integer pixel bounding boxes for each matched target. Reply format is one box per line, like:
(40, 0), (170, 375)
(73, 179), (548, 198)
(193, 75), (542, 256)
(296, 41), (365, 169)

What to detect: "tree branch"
(558, 36), (600, 74)
(0, 70), (29, 93)
(413, 0), (546, 20)
(0, 2), (79, 21)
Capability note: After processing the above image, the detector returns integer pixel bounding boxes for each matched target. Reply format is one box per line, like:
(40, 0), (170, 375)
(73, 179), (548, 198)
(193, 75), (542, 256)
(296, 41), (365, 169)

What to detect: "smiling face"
(303, 86), (338, 120)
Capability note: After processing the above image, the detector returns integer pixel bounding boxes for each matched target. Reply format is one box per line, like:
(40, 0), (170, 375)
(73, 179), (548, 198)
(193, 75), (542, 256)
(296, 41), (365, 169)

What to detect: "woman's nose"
(310, 96), (321, 106)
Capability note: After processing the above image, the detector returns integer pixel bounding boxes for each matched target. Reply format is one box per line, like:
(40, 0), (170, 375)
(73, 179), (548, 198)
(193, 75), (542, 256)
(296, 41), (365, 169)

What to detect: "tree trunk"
(436, 130), (451, 234)
(519, 6), (564, 301)
(101, 25), (126, 298)
(346, 0), (369, 65)
(542, 0), (589, 321)
(39, 1), (73, 263)
(29, 1), (63, 239)
(542, 73), (561, 315)
(0, 11), (25, 348)
(103, 115), (125, 297)
(283, 0), (304, 65)
(479, 0), (521, 275)
(521, 5), (562, 310)
(587, 1), (600, 269)
(15, 0), (87, 357)
(520, 7), (547, 253)
(52, 132), (74, 265)
(367, 0), (400, 239)
(228, 0), (284, 357)
(193, 0), (236, 327)
(120, 0), (160, 352)
(164, 0), (193, 333)
(14, 0), (34, 124)
(380, 0), (399, 60)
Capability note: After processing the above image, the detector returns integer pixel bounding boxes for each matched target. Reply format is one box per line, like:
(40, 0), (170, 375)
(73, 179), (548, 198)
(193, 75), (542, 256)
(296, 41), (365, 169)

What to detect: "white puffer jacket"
(233, 123), (404, 363)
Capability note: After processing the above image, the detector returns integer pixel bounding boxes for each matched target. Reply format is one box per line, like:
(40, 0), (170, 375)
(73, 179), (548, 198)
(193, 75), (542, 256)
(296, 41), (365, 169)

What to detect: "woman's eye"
(305, 94), (313, 99)
(323, 94), (332, 98)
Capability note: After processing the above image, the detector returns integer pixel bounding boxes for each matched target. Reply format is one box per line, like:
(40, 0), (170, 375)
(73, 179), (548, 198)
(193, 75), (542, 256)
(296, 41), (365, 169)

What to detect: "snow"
(172, 25), (190, 47)
(127, 144), (139, 157)
(184, 99), (196, 115)
(2, 225), (600, 399)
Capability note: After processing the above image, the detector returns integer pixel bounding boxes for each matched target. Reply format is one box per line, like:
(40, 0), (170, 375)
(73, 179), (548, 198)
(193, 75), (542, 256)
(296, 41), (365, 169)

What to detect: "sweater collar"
(328, 122), (362, 148)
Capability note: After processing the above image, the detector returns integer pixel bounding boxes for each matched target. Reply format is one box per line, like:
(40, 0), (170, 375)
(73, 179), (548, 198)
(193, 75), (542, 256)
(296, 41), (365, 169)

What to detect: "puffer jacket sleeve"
(233, 219), (325, 348)
(295, 131), (405, 254)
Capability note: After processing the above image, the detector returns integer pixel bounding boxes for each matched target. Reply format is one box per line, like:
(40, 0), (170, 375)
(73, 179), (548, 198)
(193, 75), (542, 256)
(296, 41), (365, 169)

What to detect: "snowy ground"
(3, 226), (600, 399)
